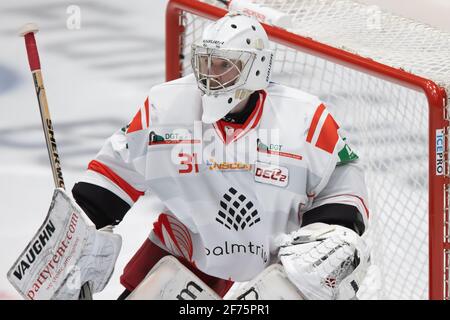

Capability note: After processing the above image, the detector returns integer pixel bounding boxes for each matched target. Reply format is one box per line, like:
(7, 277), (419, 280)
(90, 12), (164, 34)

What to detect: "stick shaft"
(24, 32), (65, 189)
(32, 70), (65, 189)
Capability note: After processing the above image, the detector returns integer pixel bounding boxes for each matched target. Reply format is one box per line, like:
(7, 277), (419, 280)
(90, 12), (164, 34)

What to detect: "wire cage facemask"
(191, 45), (256, 95)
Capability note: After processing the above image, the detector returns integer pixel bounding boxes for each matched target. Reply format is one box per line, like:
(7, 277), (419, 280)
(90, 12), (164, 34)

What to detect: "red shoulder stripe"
(144, 97), (150, 128)
(306, 103), (326, 143)
(126, 109), (143, 134)
(315, 113), (340, 153)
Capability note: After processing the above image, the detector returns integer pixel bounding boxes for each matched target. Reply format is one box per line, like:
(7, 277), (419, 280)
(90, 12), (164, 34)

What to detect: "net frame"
(165, 0), (450, 299)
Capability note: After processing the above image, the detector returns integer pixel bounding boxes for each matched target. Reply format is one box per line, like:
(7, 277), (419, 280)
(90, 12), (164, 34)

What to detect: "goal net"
(166, 0), (450, 299)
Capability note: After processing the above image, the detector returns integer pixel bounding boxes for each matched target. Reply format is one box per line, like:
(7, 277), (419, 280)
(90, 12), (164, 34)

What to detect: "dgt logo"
(254, 161), (289, 187)
(176, 281), (204, 300)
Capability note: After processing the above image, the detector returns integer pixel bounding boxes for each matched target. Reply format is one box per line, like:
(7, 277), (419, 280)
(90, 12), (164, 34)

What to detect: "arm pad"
(72, 182), (131, 229)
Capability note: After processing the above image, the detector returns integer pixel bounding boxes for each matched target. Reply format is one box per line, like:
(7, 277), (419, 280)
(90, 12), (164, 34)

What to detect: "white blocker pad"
(7, 188), (90, 300)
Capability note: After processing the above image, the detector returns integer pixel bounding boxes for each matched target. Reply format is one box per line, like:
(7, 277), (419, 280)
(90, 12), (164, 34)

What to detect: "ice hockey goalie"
(70, 13), (375, 300)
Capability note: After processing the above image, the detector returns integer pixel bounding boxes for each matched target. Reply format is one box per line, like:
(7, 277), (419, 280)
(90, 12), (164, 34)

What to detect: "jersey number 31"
(178, 153), (199, 174)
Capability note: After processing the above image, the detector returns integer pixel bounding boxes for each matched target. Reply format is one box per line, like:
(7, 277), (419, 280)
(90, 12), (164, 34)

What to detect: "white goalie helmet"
(191, 13), (273, 123)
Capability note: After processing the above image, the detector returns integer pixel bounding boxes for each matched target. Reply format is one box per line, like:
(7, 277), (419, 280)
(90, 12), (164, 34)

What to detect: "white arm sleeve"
(302, 161), (370, 232)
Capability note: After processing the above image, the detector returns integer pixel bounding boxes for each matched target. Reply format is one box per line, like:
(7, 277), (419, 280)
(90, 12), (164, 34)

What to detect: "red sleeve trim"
(87, 160), (145, 202)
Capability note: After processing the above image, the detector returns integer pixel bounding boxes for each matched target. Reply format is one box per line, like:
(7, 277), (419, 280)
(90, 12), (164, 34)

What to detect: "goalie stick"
(18, 23), (92, 300)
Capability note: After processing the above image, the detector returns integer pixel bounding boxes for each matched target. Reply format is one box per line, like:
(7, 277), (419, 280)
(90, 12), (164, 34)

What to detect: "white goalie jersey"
(78, 74), (369, 282)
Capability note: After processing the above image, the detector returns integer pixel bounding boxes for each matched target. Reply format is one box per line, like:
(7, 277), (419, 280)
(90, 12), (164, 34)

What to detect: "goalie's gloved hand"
(53, 225), (122, 300)
(276, 223), (370, 300)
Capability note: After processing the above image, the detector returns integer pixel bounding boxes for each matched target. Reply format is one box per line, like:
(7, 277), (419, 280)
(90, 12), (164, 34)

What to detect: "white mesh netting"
(174, 0), (450, 299)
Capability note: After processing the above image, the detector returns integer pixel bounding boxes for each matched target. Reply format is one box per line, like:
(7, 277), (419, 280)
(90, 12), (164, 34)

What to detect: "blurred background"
(0, 0), (448, 299)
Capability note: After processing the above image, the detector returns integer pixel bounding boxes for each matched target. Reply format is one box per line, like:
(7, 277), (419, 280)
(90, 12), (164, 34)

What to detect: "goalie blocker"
(7, 189), (121, 300)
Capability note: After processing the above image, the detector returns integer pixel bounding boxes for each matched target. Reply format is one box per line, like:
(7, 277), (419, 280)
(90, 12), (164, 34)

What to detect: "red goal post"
(166, 0), (449, 300)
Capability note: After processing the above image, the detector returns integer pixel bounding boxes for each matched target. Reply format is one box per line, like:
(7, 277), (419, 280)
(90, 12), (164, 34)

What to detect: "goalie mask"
(191, 13), (273, 123)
